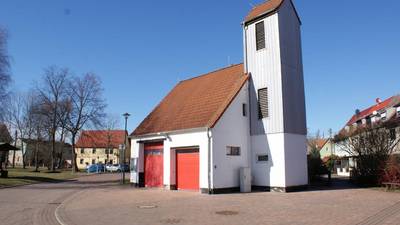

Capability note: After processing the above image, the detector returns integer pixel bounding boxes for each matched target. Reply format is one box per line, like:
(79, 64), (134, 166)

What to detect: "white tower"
(243, 0), (308, 191)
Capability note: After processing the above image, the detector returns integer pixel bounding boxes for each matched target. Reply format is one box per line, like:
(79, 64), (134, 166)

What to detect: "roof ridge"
(82, 129), (125, 132)
(180, 63), (244, 83)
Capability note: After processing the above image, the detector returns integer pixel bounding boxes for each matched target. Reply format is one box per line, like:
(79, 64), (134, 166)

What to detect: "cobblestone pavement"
(1, 175), (400, 225)
(57, 182), (400, 225)
(0, 173), (123, 225)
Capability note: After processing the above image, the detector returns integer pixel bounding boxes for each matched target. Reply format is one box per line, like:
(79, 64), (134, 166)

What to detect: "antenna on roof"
(227, 56), (231, 66)
(355, 109), (361, 115)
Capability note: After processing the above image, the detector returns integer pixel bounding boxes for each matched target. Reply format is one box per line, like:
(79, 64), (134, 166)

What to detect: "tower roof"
(244, 0), (301, 25)
(245, 0), (284, 24)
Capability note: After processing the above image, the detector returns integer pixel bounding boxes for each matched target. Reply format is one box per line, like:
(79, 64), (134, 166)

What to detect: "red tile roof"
(76, 130), (127, 148)
(132, 64), (249, 136)
(245, 0), (284, 23)
(244, 0), (301, 25)
(346, 96), (400, 126)
(316, 139), (328, 150)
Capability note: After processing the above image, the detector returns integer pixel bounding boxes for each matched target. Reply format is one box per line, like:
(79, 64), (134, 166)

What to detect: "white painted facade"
(130, 84), (251, 191)
(130, 129), (210, 189)
(211, 83), (251, 189)
(245, 0), (308, 189)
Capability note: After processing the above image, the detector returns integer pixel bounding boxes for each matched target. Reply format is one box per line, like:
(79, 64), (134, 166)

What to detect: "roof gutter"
(129, 127), (209, 140)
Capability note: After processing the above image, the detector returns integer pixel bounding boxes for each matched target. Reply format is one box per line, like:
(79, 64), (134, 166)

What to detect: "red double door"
(144, 142), (164, 187)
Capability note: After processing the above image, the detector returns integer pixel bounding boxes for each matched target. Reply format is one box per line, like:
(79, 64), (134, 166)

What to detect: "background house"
(75, 130), (129, 169)
(331, 95), (400, 177)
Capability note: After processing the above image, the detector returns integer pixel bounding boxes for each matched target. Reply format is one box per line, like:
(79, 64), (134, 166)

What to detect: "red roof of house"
(345, 96), (400, 126)
(316, 139), (328, 150)
(245, 0), (284, 23)
(76, 130), (126, 148)
(132, 64), (249, 136)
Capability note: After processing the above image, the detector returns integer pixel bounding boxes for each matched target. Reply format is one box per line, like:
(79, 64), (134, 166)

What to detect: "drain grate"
(137, 205), (157, 209)
(215, 210), (239, 216)
(48, 202), (61, 205)
(160, 218), (182, 224)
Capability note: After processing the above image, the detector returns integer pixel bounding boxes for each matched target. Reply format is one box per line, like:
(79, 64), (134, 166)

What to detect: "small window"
(92, 148), (96, 154)
(255, 21), (265, 50)
(80, 159), (84, 164)
(92, 159), (96, 164)
(80, 148), (84, 154)
(226, 146), (241, 156)
(257, 154), (268, 162)
(381, 112), (387, 121)
(110, 159), (113, 164)
(258, 88), (269, 119)
(242, 103), (247, 117)
(396, 107), (400, 117)
(105, 149), (109, 154)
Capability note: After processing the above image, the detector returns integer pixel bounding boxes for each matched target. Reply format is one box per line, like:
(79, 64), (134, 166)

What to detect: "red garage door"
(144, 142), (163, 187)
(176, 149), (199, 190)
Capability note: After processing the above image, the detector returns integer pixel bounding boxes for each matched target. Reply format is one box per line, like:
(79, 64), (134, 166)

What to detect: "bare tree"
(36, 67), (69, 172)
(334, 120), (400, 185)
(6, 92), (36, 168)
(0, 28), (11, 121)
(66, 73), (106, 173)
(104, 114), (121, 164)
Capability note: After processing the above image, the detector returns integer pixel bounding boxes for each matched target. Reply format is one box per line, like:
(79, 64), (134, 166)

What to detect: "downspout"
(243, 22), (249, 74)
(207, 128), (212, 194)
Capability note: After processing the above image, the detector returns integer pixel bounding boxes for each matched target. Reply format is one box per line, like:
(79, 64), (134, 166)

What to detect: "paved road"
(0, 174), (123, 225)
(1, 176), (400, 225)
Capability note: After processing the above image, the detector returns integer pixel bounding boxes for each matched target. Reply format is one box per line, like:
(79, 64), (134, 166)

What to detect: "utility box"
(240, 167), (251, 193)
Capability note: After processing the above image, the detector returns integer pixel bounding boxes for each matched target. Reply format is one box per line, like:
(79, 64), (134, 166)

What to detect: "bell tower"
(243, 0), (308, 191)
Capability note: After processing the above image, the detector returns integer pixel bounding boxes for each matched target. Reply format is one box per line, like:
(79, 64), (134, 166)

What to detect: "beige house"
(75, 130), (129, 170)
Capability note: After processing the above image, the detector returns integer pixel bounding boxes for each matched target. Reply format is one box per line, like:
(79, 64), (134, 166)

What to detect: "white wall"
(283, 133), (308, 187)
(251, 133), (286, 187)
(163, 130), (210, 189)
(245, 12), (285, 135)
(211, 82), (251, 189)
(130, 129), (210, 189)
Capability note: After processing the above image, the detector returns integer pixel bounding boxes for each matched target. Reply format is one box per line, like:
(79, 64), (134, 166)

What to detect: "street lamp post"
(122, 113), (130, 185)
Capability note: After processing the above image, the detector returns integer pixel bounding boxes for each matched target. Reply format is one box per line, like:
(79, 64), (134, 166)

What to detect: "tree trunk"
(22, 142), (26, 169)
(34, 141), (39, 172)
(71, 134), (78, 173)
(51, 130), (56, 172)
(12, 130), (17, 168)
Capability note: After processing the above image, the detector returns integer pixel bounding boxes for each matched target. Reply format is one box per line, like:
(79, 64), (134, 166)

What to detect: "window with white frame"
(397, 107), (400, 117)
(226, 146), (241, 156)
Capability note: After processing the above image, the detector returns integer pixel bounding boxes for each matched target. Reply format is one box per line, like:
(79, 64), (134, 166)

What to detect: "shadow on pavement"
(305, 175), (361, 192)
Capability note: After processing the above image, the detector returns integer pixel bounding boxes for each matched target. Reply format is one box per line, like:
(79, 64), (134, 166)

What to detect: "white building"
(130, 0), (308, 193)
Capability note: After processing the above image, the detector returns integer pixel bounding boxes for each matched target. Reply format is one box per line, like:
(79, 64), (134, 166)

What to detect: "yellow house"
(75, 130), (129, 170)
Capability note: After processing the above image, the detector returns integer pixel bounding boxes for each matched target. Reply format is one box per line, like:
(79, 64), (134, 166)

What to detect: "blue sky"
(0, 0), (399, 136)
